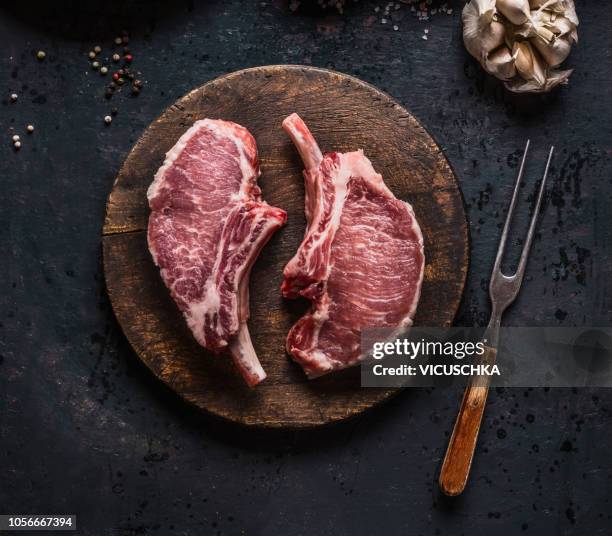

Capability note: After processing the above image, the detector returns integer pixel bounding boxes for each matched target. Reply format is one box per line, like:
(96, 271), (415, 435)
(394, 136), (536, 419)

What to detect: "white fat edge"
(305, 349), (335, 376)
(151, 119), (262, 346)
(343, 149), (396, 198)
(397, 195), (425, 327)
(231, 210), (285, 323)
(203, 120), (259, 201)
(296, 293), (336, 375)
(343, 149), (425, 328)
(326, 150), (424, 366)
(147, 119), (211, 202)
(185, 207), (284, 345)
(311, 298), (330, 323)
(305, 153), (351, 274)
(148, 119), (259, 204)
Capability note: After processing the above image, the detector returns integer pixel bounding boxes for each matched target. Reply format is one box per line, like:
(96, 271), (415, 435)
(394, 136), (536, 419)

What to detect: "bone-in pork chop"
(282, 113), (424, 378)
(147, 119), (287, 386)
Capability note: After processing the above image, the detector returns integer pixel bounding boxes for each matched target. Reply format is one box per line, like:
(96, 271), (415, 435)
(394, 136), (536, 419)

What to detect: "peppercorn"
(122, 36), (129, 45)
(10, 93), (18, 102)
(127, 72), (135, 81)
(131, 86), (140, 96)
(14, 140), (21, 150)
(133, 79), (143, 89)
(100, 66), (108, 75)
(112, 53), (120, 63)
(114, 37), (122, 45)
(12, 134), (20, 142)
(36, 50), (46, 60)
(94, 45), (102, 54)
(104, 115), (112, 125)
(109, 82), (116, 89)
(118, 69), (125, 76)
(88, 51), (96, 59)
(124, 54), (133, 63)
(26, 125), (34, 133)
(92, 61), (100, 70)
(116, 77), (125, 86)
(112, 72), (119, 81)
(123, 46), (130, 54)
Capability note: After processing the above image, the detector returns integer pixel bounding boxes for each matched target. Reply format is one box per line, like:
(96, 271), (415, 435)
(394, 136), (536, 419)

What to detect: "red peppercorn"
(125, 54), (133, 63)
(112, 72), (120, 81)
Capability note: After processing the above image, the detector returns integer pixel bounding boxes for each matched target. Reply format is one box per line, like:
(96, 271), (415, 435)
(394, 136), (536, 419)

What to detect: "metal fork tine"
(440, 142), (553, 497)
(493, 140), (531, 275)
(515, 146), (554, 279)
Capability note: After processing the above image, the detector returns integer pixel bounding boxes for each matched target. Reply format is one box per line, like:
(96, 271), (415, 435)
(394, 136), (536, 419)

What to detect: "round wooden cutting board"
(103, 65), (469, 428)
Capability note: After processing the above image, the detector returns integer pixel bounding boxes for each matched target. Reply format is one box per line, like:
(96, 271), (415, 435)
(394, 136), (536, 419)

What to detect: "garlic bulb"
(462, 0), (579, 93)
(462, 0), (506, 61)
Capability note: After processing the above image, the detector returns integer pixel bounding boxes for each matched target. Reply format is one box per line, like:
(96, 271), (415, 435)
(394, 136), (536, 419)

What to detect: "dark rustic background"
(1, 1), (611, 535)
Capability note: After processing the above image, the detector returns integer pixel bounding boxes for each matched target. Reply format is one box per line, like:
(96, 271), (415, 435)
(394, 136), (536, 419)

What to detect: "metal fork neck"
(483, 304), (503, 348)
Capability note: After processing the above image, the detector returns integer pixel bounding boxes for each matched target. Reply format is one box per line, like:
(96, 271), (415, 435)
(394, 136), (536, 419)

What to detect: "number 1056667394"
(0, 515), (76, 531)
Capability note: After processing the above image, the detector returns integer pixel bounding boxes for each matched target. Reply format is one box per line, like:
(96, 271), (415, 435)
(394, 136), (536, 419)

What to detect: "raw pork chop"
(281, 113), (424, 378)
(147, 119), (287, 386)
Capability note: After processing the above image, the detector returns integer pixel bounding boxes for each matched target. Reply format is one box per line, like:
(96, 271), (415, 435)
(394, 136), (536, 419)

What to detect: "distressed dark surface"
(1, 1), (611, 535)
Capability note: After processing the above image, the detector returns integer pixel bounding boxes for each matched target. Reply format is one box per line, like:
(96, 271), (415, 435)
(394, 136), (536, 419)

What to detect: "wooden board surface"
(102, 65), (469, 428)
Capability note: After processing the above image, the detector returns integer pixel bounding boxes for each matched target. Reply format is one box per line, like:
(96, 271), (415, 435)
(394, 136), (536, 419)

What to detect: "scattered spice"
(12, 135), (20, 142)
(10, 93), (18, 102)
(104, 115), (112, 125)
(26, 125), (34, 133)
(36, 50), (46, 60)
(83, 31), (145, 121)
(13, 140), (21, 150)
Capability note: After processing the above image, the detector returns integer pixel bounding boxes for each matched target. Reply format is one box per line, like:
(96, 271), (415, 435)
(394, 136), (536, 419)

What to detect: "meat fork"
(438, 141), (554, 496)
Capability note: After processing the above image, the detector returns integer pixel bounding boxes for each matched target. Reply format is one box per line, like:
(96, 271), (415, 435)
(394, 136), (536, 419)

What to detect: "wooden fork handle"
(438, 345), (497, 496)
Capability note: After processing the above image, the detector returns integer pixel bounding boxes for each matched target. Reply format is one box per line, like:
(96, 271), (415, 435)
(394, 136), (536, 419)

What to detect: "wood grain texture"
(438, 345), (497, 496)
(102, 65), (469, 428)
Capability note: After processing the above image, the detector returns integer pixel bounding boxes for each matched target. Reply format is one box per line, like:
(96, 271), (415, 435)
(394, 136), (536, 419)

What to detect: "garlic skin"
(513, 41), (546, 86)
(531, 33), (572, 67)
(462, 0), (579, 93)
(505, 68), (573, 93)
(486, 46), (518, 80)
(497, 0), (531, 25)
(462, 0), (506, 61)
